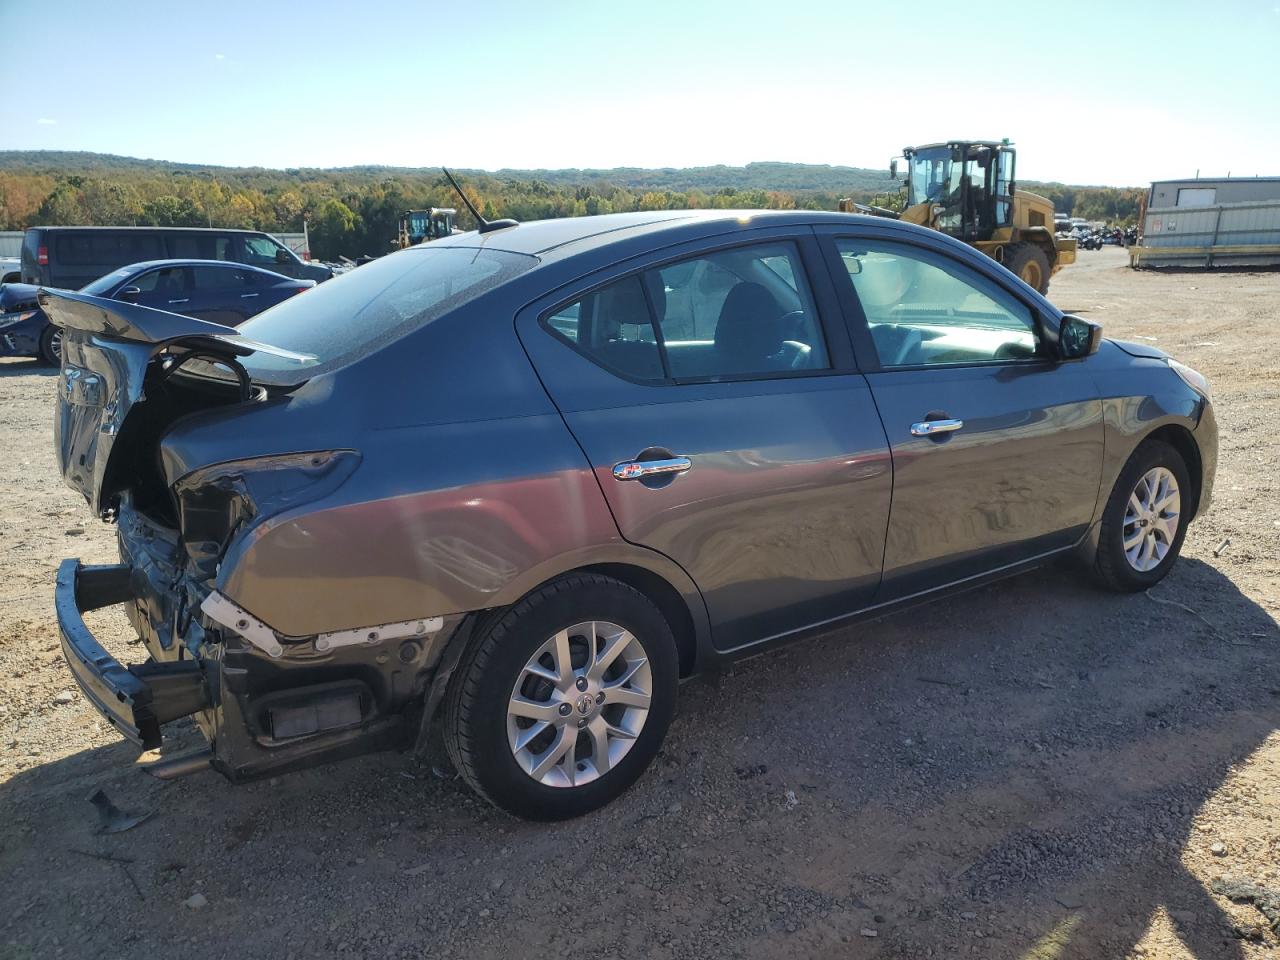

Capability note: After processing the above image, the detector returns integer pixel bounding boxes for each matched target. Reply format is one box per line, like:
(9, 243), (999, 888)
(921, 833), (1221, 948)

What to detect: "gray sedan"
(45, 210), (1216, 820)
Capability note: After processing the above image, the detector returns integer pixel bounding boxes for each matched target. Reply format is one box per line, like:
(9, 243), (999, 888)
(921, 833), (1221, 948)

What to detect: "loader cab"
(397, 208), (458, 248)
(897, 141), (1016, 242)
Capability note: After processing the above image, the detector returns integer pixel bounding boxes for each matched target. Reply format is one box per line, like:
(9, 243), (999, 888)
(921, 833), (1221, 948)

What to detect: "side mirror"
(1059, 314), (1102, 359)
(116, 286), (141, 303)
(275, 248), (293, 264)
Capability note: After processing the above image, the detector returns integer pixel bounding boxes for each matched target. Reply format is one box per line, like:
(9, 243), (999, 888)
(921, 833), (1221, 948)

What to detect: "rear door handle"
(910, 418), (964, 436)
(612, 456), (692, 481)
(241, 293), (259, 299)
(167, 298), (189, 304)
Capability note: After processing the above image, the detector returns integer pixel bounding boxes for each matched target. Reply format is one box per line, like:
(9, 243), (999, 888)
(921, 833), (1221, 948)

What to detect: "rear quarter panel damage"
(213, 413), (629, 637)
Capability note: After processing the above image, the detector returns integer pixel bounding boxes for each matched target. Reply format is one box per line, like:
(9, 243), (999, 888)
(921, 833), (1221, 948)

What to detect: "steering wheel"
(888, 327), (924, 367)
(771, 312), (813, 369)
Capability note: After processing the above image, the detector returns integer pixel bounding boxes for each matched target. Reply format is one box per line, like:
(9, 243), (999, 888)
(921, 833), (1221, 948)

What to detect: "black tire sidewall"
(1096, 440), (1191, 590)
(453, 578), (678, 820)
(37, 325), (60, 366)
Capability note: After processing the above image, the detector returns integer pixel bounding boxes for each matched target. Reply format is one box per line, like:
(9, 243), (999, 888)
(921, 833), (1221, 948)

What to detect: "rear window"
(234, 246), (536, 385)
(79, 268), (133, 295)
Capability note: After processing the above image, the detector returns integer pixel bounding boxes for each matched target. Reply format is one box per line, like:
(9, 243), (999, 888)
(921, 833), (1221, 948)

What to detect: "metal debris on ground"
(1213, 537), (1232, 557)
(87, 787), (154, 834)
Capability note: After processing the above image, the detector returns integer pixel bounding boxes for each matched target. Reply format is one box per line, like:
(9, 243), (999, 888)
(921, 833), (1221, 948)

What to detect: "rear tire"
(1093, 439), (1191, 592)
(1003, 242), (1052, 295)
(443, 574), (678, 820)
(37, 325), (61, 367)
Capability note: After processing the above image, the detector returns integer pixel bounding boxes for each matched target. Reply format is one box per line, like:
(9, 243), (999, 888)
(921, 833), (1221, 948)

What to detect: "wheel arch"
(1143, 422), (1204, 520)
(483, 544), (713, 678)
(575, 562), (700, 677)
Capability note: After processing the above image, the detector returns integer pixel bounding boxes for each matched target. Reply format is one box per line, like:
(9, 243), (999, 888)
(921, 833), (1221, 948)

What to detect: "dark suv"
(21, 226), (332, 288)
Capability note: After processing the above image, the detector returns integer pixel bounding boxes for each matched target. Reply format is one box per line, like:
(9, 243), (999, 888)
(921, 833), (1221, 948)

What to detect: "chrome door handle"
(910, 418), (964, 436)
(612, 456), (692, 481)
(240, 293), (259, 299)
(167, 298), (189, 304)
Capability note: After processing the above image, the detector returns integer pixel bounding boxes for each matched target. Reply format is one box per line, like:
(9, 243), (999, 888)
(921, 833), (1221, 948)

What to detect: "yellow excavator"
(394, 208), (458, 249)
(840, 140), (1074, 294)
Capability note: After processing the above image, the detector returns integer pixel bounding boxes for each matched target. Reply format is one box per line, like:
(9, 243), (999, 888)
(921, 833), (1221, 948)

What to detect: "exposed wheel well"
(577, 563), (698, 677)
(1143, 423), (1203, 520)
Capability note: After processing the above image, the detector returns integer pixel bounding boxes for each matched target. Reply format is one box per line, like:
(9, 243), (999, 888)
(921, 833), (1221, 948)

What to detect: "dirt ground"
(1, 246), (1277, 960)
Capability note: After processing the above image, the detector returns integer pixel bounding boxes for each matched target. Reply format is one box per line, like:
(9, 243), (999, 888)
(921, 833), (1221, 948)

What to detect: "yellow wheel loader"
(394, 208), (458, 249)
(840, 140), (1074, 295)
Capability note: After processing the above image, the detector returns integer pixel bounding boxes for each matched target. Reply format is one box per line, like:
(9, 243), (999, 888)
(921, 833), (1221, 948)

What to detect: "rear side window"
(545, 275), (664, 381)
(236, 246), (536, 385)
(54, 232), (164, 266)
(542, 241), (830, 383)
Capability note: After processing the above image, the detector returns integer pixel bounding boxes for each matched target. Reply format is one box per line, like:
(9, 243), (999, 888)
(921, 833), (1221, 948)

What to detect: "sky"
(2, 0), (1278, 187)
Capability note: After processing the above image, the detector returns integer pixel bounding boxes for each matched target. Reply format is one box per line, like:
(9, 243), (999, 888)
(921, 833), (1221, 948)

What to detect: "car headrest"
(714, 282), (784, 365)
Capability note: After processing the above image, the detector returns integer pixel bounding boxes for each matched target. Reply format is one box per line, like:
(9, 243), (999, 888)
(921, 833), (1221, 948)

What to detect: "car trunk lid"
(41, 289), (314, 515)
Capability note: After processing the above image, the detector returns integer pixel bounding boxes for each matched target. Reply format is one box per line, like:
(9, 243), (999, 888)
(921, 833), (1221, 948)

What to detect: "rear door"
(189, 265), (257, 324)
(819, 229), (1104, 599)
(518, 230), (892, 652)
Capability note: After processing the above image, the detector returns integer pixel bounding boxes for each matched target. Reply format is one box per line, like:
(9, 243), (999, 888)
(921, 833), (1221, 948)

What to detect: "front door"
(822, 233), (1104, 600)
(519, 233), (892, 651)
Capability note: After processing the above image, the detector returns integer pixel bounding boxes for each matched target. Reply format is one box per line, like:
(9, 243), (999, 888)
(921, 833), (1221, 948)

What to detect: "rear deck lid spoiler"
(38, 289), (315, 361)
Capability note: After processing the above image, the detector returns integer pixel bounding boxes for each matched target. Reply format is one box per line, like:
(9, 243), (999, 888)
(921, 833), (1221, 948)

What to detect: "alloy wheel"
(1123, 466), (1180, 572)
(506, 620), (652, 788)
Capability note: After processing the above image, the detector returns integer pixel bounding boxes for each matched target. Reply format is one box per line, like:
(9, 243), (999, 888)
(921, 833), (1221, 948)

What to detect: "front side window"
(543, 242), (830, 383)
(242, 235), (290, 266)
(132, 266), (188, 294)
(836, 240), (1038, 367)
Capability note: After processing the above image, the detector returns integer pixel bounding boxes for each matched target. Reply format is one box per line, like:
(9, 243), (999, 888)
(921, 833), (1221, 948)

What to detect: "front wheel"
(1003, 242), (1052, 295)
(1093, 439), (1191, 591)
(443, 574), (678, 820)
(37, 325), (62, 367)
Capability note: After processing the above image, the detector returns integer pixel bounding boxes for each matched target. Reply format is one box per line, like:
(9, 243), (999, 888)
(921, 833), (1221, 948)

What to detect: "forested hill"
(0, 151), (898, 194)
(0, 150), (1145, 261)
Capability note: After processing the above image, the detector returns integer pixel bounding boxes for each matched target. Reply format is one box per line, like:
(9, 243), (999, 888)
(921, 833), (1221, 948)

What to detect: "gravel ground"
(1, 246), (1277, 960)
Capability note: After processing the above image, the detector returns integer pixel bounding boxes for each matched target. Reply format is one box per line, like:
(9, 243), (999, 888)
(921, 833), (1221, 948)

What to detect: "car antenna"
(442, 168), (518, 233)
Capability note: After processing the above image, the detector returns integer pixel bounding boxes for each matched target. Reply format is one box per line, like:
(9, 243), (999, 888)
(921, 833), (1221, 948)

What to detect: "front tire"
(443, 574), (678, 820)
(1093, 439), (1191, 591)
(37, 325), (61, 366)
(1003, 242), (1052, 295)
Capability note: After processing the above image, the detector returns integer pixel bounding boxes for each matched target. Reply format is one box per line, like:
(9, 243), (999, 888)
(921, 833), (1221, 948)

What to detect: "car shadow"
(1, 556), (1276, 958)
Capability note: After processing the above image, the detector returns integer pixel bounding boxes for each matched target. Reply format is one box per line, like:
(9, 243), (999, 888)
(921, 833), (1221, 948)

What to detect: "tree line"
(0, 152), (1146, 262)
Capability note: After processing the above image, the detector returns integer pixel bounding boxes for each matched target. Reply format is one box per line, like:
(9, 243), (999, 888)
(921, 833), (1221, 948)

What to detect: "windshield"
(233, 245), (536, 385)
(906, 147), (952, 207)
(79, 268), (132, 296)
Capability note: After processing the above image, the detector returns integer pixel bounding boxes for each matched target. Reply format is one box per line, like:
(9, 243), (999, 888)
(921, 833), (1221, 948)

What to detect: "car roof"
(28, 226), (270, 235)
(113, 259), (289, 274)
(429, 209), (915, 263)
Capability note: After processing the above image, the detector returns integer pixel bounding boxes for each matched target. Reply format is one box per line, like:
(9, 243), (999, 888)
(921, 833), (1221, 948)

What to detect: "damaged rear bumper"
(57, 544), (463, 782)
(55, 559), (210, 749)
